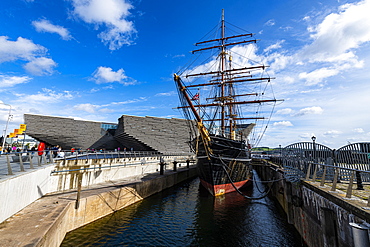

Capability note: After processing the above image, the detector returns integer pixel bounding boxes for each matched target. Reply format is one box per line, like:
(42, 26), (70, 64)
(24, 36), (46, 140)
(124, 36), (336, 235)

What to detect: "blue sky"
(1, 0), (370, 149)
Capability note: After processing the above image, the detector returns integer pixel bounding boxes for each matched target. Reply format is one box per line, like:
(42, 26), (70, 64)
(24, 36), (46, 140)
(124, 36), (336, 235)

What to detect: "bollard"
(6, 155), (14, 175)
(173, 161), (177, 171)
(320, 165), (327, 187)
(331, 168), (340, 191)
(346, 171), (355, 198)
(356, 170), (364, 190)
(18, 153), (25, 172)
(349, 223), (370, 247)
(28, 152), (34, 169)
(186, 159), (190, 169)
(160, 157), (165, 175)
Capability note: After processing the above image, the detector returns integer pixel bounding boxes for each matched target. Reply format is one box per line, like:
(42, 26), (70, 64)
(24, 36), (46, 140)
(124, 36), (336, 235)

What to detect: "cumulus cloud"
(295, 106), (323, 116)
(0, 74), (31, 88)
(91, 66), (131, 84)
(23, 57), (57, 76)
(0, 36), (56, 75)
(300, 0), (370, 62)
(70, 0), (137, 50)
(0, 36), (46, 62)
(273, 121), (293, 127)
(32, 19), (73, 40)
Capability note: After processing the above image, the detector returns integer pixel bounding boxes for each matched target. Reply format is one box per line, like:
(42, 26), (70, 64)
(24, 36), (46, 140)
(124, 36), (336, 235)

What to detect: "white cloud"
(71, 0), (136, 50)
(0, 36), (56, 75)
(323, 130), (342, 138)
(276, 108), (293, 115)
(264, 40), (285, 53)
(300, 0), (370, 62)
(32, 19), (73, 40)
(23, 57), (57, 76)
(264, 19), (275, 26)
(0, 75), (31, 88)
(91, 66), (129, 84)
(14, 88), (74, 104)
(0, 36), (46, 62)
(353, 128), (364, 133)
(273, 121), (293, 127)
(295, 106), (323, 116)
(155, 91), (175, 96)
(299, 67), (339, 85)
(74, 103), (97, 113)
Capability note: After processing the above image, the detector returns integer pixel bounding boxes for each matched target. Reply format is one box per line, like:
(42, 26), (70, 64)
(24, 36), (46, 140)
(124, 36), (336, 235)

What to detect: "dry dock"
(0, 153), (197, 246)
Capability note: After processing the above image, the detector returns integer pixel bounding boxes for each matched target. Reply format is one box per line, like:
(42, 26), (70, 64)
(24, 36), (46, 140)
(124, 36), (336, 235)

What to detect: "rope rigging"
(218, 155), (285, 200)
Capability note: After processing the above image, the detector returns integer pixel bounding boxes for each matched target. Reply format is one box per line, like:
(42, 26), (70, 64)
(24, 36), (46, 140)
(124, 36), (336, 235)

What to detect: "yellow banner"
(20, 124), (27, 131)
(9, 133), (15, 138)
(14, 129), (20, 134)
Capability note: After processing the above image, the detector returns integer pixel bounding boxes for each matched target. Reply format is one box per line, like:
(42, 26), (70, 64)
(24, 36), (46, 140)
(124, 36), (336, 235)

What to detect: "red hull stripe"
(200, 179), (250, 196)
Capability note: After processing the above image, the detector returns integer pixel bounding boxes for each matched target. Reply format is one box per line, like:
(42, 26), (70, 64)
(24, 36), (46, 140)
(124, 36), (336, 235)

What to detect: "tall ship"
(174, 10), (281, 196)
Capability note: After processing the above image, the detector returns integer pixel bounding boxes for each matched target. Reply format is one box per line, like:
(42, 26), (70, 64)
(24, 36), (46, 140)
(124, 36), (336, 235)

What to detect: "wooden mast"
(221, 9), (226, 137)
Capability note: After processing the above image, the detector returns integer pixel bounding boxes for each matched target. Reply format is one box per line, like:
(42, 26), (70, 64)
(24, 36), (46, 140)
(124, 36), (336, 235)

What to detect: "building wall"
(24, 114), (105, 150)
(24, 114), (194, 153)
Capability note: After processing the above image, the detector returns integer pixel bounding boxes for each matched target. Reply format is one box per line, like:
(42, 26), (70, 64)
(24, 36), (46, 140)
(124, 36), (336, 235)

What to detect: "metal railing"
(0, 149), (194, 176)
(266, 142), (370, 206)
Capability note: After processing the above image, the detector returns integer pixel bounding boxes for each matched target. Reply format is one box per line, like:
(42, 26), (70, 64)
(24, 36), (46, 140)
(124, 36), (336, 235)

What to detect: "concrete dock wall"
(0, 155), (191, 224)
(0, 166), (198, 246)
(254, 160), (370, 247)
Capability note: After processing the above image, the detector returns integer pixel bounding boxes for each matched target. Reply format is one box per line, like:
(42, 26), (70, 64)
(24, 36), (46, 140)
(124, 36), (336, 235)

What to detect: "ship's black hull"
(195, 135), (252, 196)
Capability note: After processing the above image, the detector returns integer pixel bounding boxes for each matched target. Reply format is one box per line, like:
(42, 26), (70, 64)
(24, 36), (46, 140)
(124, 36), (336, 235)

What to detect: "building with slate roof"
(24, 114), (195, 153)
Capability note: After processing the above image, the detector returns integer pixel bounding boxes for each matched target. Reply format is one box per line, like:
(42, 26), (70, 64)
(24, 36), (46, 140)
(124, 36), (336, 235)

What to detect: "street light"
(311, 135), (316, 162)
(1, 102), (12, 154)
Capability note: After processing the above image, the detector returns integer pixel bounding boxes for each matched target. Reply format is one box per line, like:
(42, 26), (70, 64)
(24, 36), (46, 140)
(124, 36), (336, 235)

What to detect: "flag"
(191, 93), (199, 101)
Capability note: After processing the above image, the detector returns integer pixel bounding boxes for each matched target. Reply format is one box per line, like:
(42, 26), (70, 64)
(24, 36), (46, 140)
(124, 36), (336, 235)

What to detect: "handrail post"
(331, 167), (340, 191)
(37, 154), (42, 166)
(305, 163), (312, 180)
(42, 152), (46, 165)
(18, 152), (25, 171)
(320, 165), (327, 187)
(28, 152), (34, 169)
(75, 173), (83, 209)
(346, 171), (355, 198)
(49, 151), (54, 164)
(6, 154), (13, 175)
(312, 163), (318, 181)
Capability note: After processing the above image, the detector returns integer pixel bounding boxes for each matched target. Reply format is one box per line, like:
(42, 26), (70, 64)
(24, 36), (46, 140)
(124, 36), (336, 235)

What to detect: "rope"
(218, 156), (279, 200)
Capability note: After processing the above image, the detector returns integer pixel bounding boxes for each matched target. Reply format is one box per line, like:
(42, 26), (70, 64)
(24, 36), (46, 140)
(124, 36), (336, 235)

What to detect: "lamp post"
(311, 135), (316, 162)
(1, 102), (12, 154)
